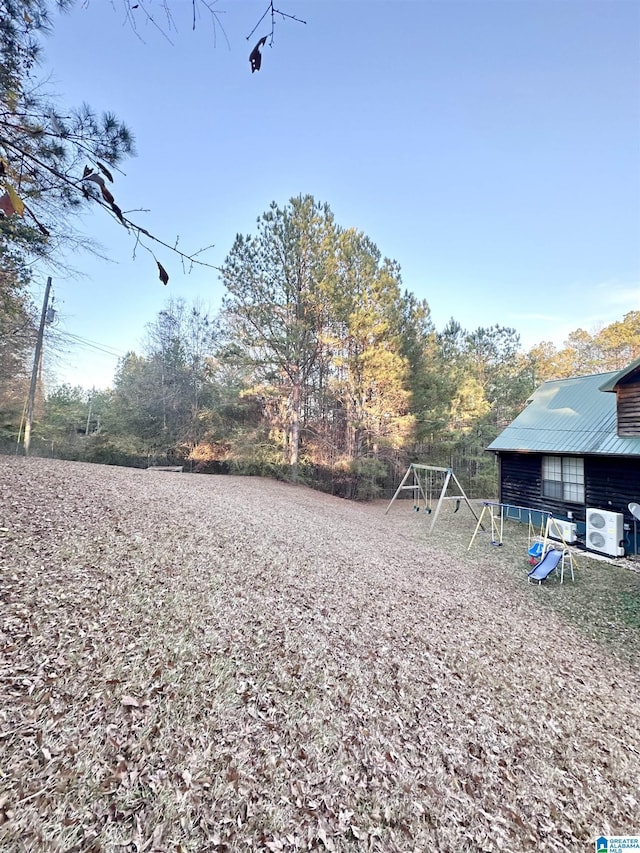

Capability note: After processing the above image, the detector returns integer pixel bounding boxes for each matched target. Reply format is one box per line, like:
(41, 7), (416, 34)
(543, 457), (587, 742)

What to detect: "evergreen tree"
(0, 1), (135, 263)
(0, 243), (37, 445)
(220, 196), (336, 478)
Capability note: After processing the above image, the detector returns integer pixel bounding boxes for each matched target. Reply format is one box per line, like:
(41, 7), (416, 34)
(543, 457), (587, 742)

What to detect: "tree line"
(3, 195), (638, 500)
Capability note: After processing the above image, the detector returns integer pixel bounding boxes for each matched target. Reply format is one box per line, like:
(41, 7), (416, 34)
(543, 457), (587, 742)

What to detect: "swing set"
(468, 501), (552, 549)
(385, 463), (481, 535)
(467, 501), (577, 582)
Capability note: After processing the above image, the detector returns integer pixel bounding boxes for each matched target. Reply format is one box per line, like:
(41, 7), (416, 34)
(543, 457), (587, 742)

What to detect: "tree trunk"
(290, 378), (301, 481)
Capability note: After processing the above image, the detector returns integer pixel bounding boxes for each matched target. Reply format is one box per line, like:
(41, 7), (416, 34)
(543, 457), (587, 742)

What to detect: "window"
(542, 456), (584, 503)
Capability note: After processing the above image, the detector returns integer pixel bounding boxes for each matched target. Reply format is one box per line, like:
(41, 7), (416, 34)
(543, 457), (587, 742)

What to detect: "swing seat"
(527, 541), (544, 559)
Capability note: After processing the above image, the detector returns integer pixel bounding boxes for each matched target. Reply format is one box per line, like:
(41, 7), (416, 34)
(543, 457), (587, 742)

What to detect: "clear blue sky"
(33, 0), (640, 389)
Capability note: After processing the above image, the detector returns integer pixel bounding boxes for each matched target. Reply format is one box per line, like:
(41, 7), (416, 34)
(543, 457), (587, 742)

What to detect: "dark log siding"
(585, 456), (640, 520)
(498, 453), (585, 518)
(499, 454), (540, 508)
(585, 456), (640, 555)
(496, 451), (640, 553)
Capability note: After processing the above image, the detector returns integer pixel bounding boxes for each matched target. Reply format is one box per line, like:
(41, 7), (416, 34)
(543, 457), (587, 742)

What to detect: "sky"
(29, 0), (640, 390)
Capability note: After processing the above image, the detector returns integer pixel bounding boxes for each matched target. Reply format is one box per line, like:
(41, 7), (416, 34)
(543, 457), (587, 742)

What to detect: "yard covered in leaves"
(1, 457), (639, 853)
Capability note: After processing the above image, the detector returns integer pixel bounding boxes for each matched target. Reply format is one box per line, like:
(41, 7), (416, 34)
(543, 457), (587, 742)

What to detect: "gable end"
(617, 382), (640, 436)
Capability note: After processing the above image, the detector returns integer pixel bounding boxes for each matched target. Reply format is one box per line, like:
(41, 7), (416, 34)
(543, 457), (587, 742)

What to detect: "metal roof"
(487, 370), (640, 457)
(598, 355), (640, 392)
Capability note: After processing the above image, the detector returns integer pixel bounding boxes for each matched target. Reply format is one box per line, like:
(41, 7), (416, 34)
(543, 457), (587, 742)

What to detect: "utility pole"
(85, 388), (94, 435)
(23, 276), (52, 455)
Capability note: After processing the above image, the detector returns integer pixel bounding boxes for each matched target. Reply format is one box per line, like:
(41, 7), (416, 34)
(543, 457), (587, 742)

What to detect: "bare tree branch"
(246, 1), (306, 47)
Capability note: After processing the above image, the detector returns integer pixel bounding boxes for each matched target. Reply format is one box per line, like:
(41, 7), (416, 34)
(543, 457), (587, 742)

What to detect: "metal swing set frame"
(467, 501), (577, 582)
(384, 463), (481, 535)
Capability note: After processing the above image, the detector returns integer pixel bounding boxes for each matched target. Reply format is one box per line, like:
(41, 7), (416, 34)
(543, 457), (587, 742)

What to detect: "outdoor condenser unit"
(585, 508), (625, 557)
(547, 518), (577, 544)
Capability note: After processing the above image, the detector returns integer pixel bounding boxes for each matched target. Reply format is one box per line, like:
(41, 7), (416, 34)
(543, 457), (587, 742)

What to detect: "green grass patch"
(424, 505), (640, 666)
(617, 589), (640, 629)
(504, 531), (640, 662)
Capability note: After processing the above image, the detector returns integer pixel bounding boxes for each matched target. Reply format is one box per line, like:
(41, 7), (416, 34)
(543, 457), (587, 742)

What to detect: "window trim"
(542, 455), (585, 504)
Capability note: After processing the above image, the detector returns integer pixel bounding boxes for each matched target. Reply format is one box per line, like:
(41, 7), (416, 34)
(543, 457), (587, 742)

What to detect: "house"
(487, 358), (640, 556)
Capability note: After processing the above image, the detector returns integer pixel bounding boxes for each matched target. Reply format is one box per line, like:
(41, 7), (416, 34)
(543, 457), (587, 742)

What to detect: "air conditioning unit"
(586, 508), (625, 557)
(547, 518), (577, 544)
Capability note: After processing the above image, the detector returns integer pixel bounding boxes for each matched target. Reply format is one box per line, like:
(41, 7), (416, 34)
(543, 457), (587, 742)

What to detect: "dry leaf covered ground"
(1, 456), (639, 853)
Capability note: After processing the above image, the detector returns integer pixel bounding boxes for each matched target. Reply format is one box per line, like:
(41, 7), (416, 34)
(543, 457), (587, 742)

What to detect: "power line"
(54, 330), (127, 359)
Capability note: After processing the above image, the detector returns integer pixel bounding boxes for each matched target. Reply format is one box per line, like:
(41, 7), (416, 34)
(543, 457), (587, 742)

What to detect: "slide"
(528, 548), (563, 583)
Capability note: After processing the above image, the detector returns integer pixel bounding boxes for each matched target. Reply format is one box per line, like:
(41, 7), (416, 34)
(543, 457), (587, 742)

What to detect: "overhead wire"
(53, 330), (127, 359)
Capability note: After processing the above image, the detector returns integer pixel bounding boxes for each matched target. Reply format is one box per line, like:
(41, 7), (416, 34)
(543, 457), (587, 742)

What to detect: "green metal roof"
(487, 370), (640, 457)
(598, 355), (640, 392)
